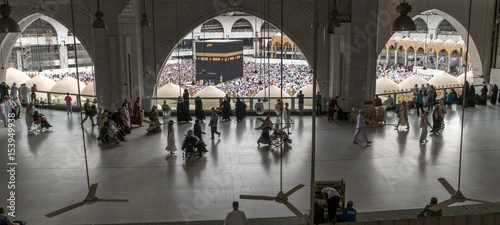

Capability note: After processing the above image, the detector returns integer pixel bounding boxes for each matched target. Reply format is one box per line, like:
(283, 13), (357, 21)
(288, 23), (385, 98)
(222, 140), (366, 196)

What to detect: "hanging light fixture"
(327, 0), (341, 34)
(0, 0), (20, 33)
(140, 0), (150, 27)
(92, 0), (107, 29)
(391, 0), (416, 33)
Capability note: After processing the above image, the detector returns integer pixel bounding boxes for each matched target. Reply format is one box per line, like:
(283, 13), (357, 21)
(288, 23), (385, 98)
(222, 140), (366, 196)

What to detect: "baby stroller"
(270, 124), (292, 147)
(181, 136), (200, 160)
(97, 121), (120, 144)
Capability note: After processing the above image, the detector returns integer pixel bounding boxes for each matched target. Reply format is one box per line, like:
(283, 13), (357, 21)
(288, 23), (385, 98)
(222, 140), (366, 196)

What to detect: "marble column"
(447, 56), (451, 72)
(330, 0), (378, 110)
(424, 53), (428, 67)
(192, 39), (196, 60)
(394, 49), (398, 64)
(404, 51), (408, 66)
(92, 1), (145, 110)
(385, 50), (389, 64)
(414, 53), (417, 67)
(59, 44), (69, 69)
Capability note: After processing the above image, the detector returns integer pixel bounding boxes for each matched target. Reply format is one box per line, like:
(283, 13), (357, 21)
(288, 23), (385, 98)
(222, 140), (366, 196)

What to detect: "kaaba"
(195, 40), (243, 84)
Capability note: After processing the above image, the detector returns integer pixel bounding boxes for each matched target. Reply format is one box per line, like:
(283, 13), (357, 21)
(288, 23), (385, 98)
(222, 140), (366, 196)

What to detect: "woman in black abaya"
(491, 84), (498, 105)
(220, 98), (231, 121)
(194, 96), (205, 122)
(235, 97), (246, 122)
(177, 96), (192, 122)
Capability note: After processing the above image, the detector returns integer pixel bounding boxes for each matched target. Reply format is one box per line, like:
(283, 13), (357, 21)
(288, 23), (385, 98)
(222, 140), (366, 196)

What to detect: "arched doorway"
(376, 11), (475, 97)
(7, 15), (94, 83)
(414, 18), (428, 33)
(2, 14), (96, 106)
(155, 13), (312, 110)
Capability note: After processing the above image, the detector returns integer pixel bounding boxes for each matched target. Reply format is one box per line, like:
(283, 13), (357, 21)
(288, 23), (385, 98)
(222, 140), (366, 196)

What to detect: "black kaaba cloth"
(196, 40), (243, 84)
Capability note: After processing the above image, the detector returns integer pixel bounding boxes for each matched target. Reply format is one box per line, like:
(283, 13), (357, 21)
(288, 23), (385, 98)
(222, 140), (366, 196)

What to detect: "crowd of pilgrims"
(29, 71), (95, 84)
(157, 59), (312, 97)
(376, 63), (435, 82)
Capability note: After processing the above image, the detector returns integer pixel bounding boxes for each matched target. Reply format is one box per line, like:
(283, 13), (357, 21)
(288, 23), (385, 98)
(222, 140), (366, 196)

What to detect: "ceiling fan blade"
(438, 178), (456, 195)
(465, 198), (500, 206)
(95, 198), (129, 202)
(429, 198), (457, 211)
(45, 201), (85, 218)
(239, 195), (275, 201)
(284, 201), (304, 217)
(89, 183), (98, 196)
(284, 184), (305, 197)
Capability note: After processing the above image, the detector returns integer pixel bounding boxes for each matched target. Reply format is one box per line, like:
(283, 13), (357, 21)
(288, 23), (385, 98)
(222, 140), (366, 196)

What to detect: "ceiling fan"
(430, 0), (499, 212)
(46, 183), (128, 218)
(240, 184), (305, 217)
(240, 0), (304, 217)
(45, 0), (129, 218)
(429, 178), (500, 211)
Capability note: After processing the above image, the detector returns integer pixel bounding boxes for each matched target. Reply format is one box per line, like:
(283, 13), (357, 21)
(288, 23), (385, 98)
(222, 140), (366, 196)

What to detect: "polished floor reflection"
(0, 105), (499, 224)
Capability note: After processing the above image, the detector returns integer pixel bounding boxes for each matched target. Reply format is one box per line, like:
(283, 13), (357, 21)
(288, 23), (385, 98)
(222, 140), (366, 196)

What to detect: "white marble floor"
(1, 105), (500, 225)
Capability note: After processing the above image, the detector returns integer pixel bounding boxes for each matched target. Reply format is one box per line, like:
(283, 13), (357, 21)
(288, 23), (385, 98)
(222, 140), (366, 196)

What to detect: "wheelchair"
(97, 122), (120, 144)
(181, 141), (200, 160)
(31, 119), (51, 135)
(270, 125), (292, 147)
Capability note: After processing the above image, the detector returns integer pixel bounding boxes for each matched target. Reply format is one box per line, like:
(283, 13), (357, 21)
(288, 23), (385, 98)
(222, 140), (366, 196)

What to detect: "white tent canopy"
(254, 85), (291, 110)
(82, 82), (96, 95)
(25, 75), (56, 92)
(398, 75), (428, 91)
(6, 68), (30, 85)
(456, 71), (478, 85)
(157, 83), (184, 98)
(376, 77), (400, 94)
(428, 72), (460, 88)
(293, 83), (319, 97)
(255, 85), (291, 98)
(193, 85), (225, 98)
(193, 85), (227, 109)
(50, 77), (85, 95)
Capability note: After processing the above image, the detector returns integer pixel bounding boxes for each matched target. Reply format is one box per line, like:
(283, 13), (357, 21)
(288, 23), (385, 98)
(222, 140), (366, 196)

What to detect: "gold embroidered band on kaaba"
(196, 51), (243, 61)
(196, 51), (243, 57)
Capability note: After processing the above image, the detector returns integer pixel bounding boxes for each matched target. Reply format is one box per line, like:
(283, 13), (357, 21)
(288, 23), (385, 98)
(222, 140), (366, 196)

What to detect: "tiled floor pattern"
(0, 105), (499, 224)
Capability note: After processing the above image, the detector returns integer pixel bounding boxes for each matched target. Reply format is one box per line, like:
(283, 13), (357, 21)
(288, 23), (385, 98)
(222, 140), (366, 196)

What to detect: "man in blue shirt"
(415, 90), (424, 116)
(0, 207), (15, 225)
(340, 200), (357, 222)
(209, 108), (221, 139)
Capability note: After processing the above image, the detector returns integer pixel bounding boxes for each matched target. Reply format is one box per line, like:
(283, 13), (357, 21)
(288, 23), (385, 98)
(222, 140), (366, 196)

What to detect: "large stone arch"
(0, 1), (94, 82)
(231, 18), (253, 32)
(145, 1), (319, 97)
(436, 19), (458, 34)
(201, 19), (224, 33)
(414, 17), (428, 32)
(377, 0), (493, 80)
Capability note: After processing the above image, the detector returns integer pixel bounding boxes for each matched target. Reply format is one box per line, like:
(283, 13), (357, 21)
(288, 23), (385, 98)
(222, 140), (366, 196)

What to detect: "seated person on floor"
(33, 111), (52, 128)
(182, 129), (208, 157)
(1, 206), (27, 225)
